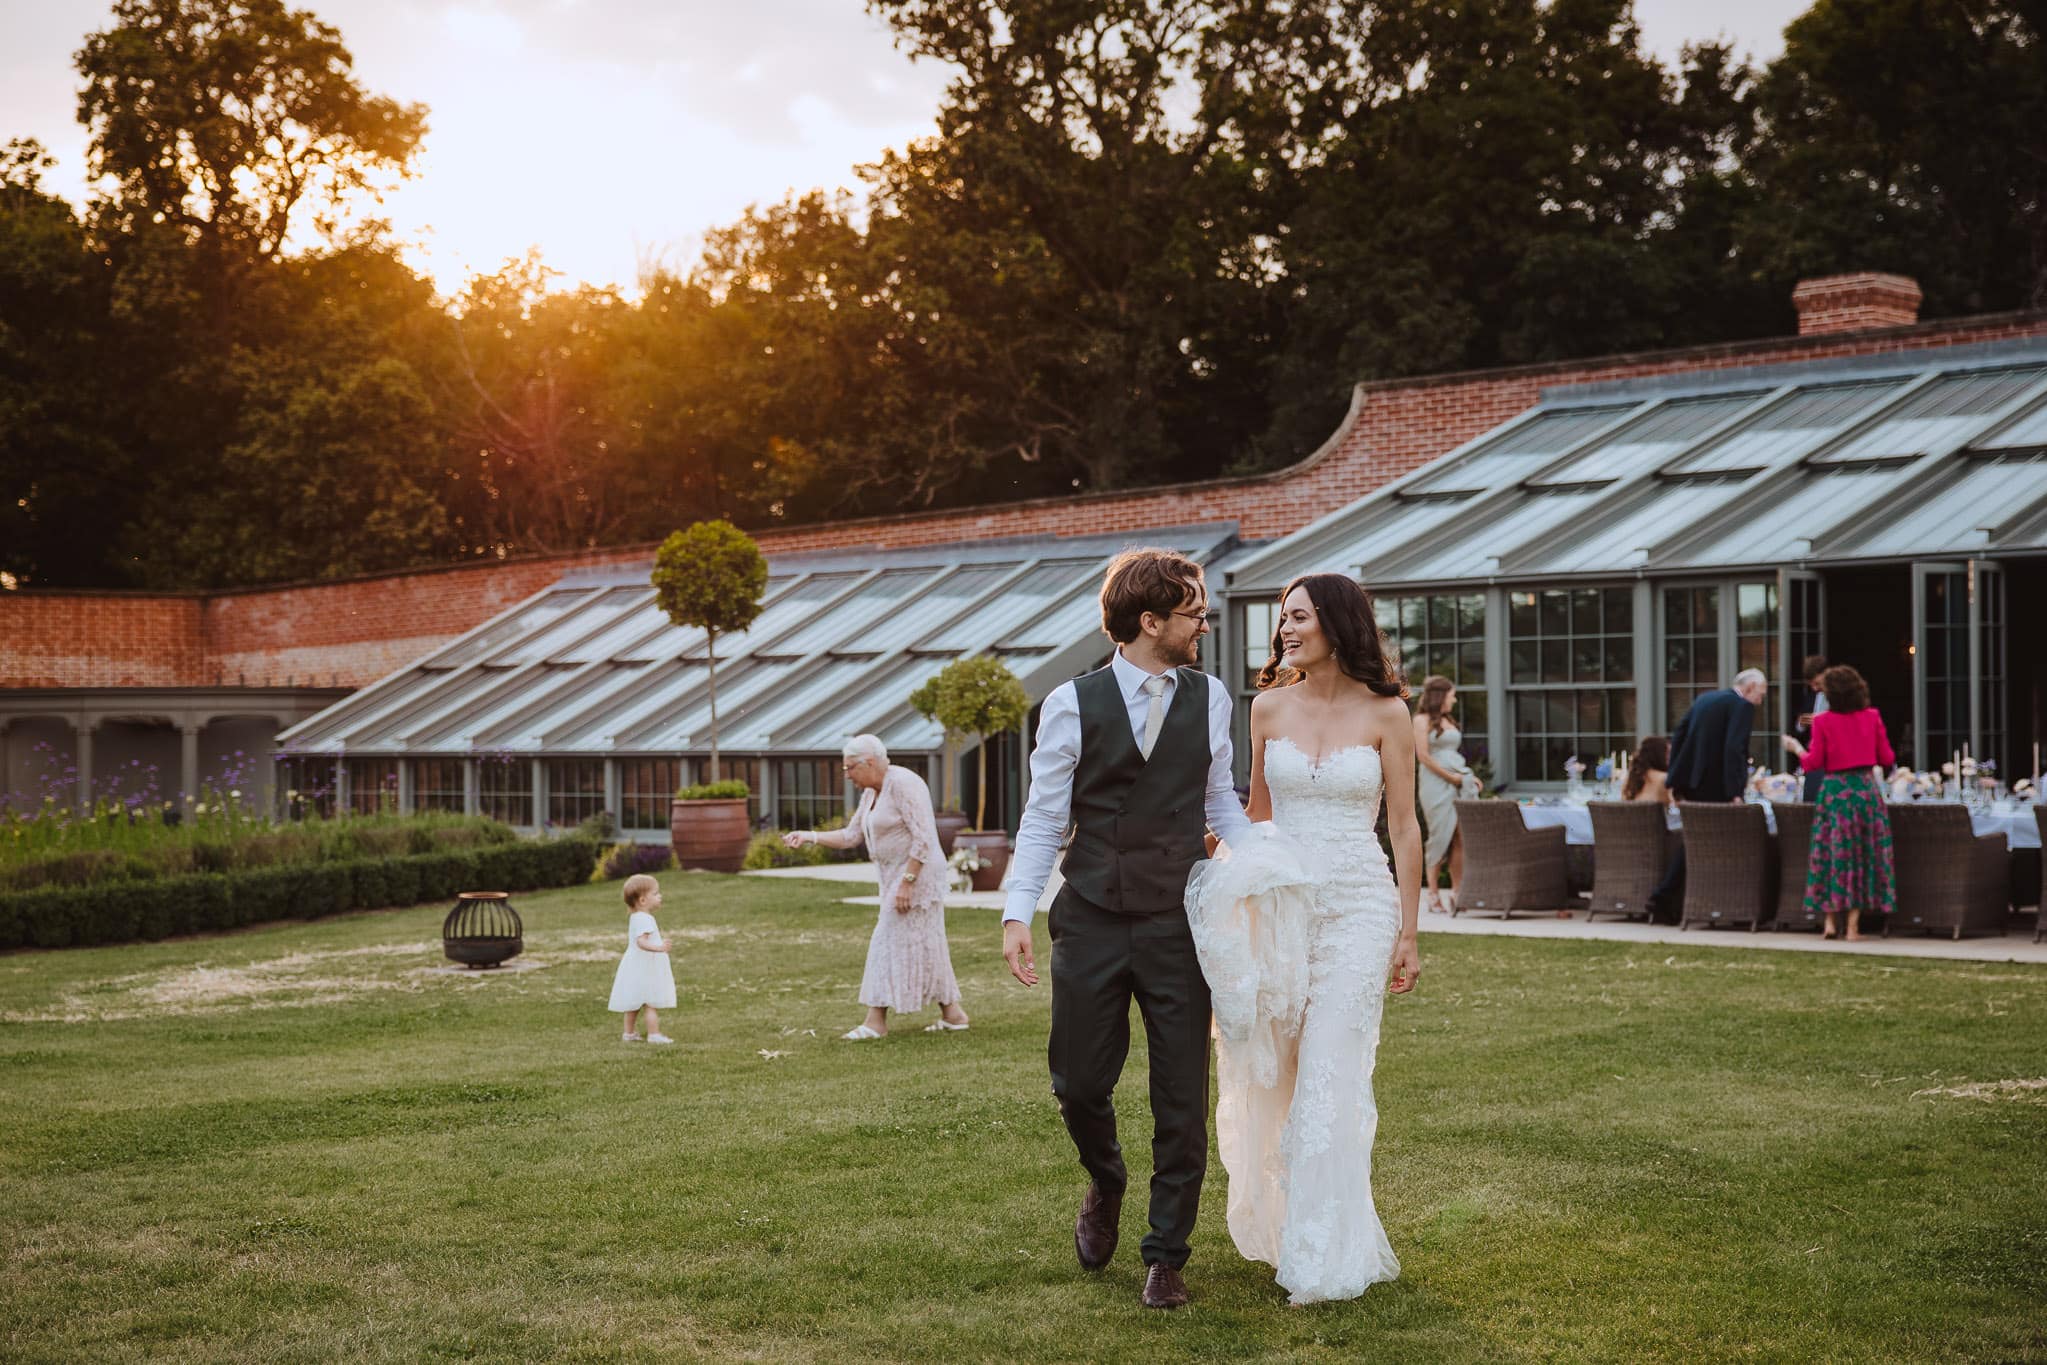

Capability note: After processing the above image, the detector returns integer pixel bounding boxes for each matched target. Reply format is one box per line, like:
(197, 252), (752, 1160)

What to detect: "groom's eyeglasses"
(1171, 609), (1212, 625)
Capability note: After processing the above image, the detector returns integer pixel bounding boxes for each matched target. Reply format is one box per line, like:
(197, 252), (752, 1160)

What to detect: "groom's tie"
(1139, 675), (1169, 759)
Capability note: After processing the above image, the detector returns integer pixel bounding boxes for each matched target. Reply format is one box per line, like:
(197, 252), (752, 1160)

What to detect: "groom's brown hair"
(1100, 548), (1204, 644)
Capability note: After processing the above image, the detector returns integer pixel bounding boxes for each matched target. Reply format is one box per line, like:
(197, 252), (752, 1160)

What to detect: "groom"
(1002, 548), (1251, 1309)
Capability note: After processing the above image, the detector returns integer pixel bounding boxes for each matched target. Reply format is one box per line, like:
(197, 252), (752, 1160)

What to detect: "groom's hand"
(1002, 920), (1039, 987)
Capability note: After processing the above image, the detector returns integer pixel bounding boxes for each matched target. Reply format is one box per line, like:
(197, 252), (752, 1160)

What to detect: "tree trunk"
(974, 733), (988, 831)
(707, 627), (720, 784)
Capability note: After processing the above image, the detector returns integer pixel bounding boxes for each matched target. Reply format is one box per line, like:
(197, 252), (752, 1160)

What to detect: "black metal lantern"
(442, 891), (523, 968)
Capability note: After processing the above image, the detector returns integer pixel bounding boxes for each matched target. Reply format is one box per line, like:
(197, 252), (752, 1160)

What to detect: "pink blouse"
(1802, 707), (1895, 774)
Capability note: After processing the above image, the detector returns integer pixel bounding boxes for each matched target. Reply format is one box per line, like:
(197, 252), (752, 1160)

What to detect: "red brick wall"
(8, 307), (2045, 691)
(0, 594), (206, 688)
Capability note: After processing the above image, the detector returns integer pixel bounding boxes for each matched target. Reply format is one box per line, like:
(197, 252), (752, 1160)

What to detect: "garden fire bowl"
(442, 892), (523, 968)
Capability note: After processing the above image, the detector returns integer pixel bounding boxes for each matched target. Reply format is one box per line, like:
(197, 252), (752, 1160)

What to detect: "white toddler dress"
(607, 910), (677, 1011)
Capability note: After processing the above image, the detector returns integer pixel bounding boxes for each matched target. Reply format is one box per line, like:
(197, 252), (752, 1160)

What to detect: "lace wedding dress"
(1185, 736), (1403, 1304)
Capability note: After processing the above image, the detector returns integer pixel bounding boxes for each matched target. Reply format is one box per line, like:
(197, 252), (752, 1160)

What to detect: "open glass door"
(1970, 560), (2006, 771)
(1779, 568), (1824, 738)
(1912, 562), (1970, 769)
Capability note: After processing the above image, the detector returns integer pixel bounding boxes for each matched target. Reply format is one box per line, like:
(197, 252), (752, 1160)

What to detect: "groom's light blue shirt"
(1002, 649), (1250, 924)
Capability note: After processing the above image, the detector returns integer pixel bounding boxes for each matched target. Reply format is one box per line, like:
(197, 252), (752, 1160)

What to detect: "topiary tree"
(651, 519), (768, 783)
(924, 656), (1030, 832)
(907, 673), (961, 813)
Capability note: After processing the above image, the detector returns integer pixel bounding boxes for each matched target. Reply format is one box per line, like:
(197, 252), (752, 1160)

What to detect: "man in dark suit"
(1648, 669), (1768, 920)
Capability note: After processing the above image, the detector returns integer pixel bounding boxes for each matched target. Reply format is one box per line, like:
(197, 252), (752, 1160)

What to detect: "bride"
(1187, 571), (1421, 1305)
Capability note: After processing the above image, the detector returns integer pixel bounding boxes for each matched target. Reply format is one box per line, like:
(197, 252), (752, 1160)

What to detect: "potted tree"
(653, 519), (768, 872)
(908, 674), (970, 855)
(924, 656), (1029, 891)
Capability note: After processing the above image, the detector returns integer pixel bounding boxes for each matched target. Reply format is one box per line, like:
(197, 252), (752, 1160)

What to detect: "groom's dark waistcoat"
(1060, 663), (1211, 916)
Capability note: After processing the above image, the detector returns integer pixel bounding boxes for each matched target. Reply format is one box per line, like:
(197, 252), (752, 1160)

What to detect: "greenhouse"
(1222, 338), (2047, 787)
(273, 525), (1240, 835)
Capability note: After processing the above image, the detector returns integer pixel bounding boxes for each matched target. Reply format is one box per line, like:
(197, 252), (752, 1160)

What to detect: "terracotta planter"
(670, 797), (751, 873)
(956, 830), (1010, 892)
(932, 810), (970, 856)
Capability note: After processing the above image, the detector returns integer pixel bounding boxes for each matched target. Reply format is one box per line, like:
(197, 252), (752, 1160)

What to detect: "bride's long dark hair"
(1254, 573), (1408, 699)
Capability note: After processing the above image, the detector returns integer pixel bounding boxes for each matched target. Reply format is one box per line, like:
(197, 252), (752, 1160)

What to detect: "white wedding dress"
(1185, 736), (1403, 1304)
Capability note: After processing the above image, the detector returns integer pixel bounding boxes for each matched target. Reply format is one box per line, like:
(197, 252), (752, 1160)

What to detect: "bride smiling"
(1186, 572), (1421, 1304)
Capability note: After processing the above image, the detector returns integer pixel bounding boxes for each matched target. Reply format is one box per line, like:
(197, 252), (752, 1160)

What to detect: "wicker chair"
(1772, 802), (1820, 932)
(1584, 802), (1666, 921)
(1890, 804), (2010, 940)
(1454, 800), (1572, 917)
(1677, 802), (1775, 931)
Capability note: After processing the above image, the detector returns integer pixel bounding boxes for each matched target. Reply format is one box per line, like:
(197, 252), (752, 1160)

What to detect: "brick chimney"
(1791, 272), (1923, 336)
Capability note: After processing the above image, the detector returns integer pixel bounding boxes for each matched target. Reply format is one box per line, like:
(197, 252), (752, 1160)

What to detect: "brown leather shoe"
(1141, 1262), (1189, 1309)
(1073, 1182), (1121, 1270)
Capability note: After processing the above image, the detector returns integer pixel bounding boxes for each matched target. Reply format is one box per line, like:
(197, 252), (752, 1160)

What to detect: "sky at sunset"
(2, 0), (1809, 296)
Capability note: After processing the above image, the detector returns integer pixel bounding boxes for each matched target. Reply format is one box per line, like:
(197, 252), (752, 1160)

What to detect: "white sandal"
(842, 1024), (885, 1041)
(923, 1019), (970, 1032)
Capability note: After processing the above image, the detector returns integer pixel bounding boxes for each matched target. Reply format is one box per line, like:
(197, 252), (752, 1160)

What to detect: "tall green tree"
(1740, 0), (2047, 315)
(67, 0), (443, 588)
(76, 0), (427, 280)
(0, 141), (126, 587)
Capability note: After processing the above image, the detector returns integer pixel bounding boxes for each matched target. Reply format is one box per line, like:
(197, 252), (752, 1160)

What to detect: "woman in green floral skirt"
(1798, 665), (1896, 940)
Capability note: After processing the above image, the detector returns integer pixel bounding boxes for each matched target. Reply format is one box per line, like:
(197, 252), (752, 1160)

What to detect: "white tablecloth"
(1517, 801), (2040, 849)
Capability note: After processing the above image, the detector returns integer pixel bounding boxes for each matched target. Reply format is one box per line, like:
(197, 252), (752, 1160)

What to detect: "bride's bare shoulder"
(1249, 686), (1295, 720)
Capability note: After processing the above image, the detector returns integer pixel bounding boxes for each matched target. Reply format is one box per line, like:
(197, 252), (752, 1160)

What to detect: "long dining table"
(1517, 799), (2040, 849)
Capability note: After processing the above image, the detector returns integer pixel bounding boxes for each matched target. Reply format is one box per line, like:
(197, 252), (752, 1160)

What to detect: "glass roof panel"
(465, 663), (653, 748)
(552, 595), (669, 663)
(623, 657), (807, 750)
(1385, 490), (1605, 581)
(1665, 464), (1910, 565)
(778, 655), (951, 750)
(685, 573), (864, 659)
(951, 560), (1097, 653)
(1842, 454), (2047, 557)
(1971, 395), (2047, 451)
(1538, 477), (1758, 574)
(488, 586), (647, 664)
(1667, 380), (1908, 473)
(424, 589), (597, 669)
(720, 658), (892, 748)
(282, 667), (459, 748)
(1407, 405), (1636, 493)
(1322, 497), (1474, 585)
(354, 665), (535, 748)
(759, 568), (943, 657)
(857, 564), (1017, 655)
(1531, 393), (1767, 486)
(541, 659), (702, 750)
(1818, 365), (2047, 462)
(410, 663), (587, 747)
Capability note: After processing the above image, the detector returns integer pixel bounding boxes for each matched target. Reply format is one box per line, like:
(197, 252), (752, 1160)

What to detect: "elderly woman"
(783, 734), (969, 1040)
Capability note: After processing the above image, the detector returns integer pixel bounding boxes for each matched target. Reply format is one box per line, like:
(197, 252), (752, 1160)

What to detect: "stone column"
(180, 723), (202, 803)
(75, 719), (96, 813)
(463, 758), (478, 817)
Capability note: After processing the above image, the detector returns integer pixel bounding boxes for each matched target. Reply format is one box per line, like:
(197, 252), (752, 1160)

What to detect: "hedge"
(0, 839), (600, 952)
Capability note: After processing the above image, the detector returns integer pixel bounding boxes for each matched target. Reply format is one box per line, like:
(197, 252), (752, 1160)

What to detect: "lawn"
(2, 873), (2042, 1363)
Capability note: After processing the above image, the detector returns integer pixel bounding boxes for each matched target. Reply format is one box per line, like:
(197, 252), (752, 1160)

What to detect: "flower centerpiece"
(946, 843), (987, 894)
(1563, 755), (1588, 801)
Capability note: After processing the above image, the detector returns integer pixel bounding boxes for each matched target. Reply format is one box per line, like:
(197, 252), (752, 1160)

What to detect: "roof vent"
(1791, 273), (1922, 336)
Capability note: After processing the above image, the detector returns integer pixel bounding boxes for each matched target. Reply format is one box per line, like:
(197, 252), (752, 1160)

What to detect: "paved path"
(744, 861), (2047, 966)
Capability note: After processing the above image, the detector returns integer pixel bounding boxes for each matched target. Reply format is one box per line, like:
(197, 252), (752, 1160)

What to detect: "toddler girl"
(607, 873), (676, 1043)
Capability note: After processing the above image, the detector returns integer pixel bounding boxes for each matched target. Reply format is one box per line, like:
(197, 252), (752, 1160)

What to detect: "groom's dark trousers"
(1049, 886), (1212, 1269)
(1046, 663), (1215, 1270)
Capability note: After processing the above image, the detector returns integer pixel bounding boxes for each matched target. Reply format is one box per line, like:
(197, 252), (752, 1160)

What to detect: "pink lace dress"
(819, 766), (960, 1013)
